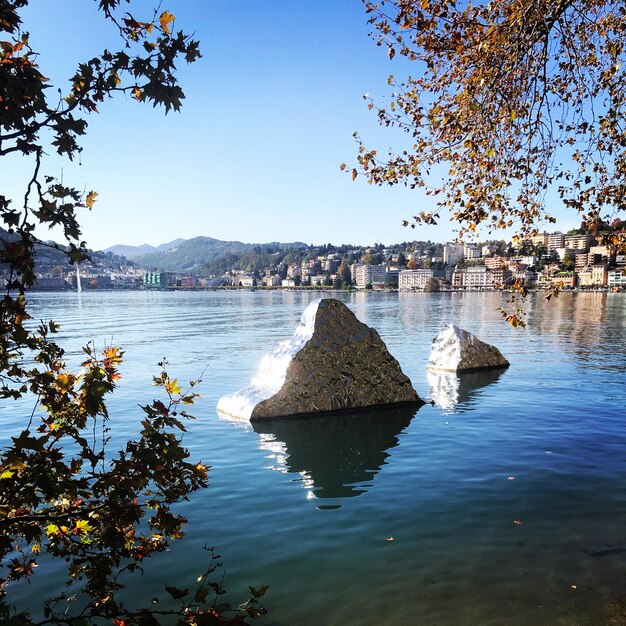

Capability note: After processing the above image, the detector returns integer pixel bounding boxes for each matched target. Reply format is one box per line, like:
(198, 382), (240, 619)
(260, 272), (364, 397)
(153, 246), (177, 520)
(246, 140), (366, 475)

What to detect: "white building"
(399, 269), (435, 291)
(355, 264), (386, 289)
(443, 243), (464, 265)
(464, 244), (481, 260)
(548, 232), (564, 250)
(608, 270), (626, 288)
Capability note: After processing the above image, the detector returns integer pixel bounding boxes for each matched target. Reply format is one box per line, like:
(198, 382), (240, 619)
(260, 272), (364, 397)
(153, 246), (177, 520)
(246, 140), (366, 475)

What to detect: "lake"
(6, 290), (626, 625)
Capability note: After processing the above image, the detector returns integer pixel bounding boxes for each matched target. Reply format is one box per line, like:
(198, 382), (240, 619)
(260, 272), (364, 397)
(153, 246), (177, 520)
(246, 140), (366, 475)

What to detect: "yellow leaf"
(159, 11), (175, 34)
(339, 163), (346, 171)
(56, 373), (74, 393)
(0, 470), (14, 479)
(74, 520), (92, 535)
(165, 379), (181, 395)
(46, 524), (59, 536)
(86, 191), (98, 209)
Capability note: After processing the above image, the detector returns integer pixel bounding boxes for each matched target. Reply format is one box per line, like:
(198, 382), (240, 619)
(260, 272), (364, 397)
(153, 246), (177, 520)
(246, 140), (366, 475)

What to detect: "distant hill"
(130, 236), (308, 272)
(104, 238), (185, 259)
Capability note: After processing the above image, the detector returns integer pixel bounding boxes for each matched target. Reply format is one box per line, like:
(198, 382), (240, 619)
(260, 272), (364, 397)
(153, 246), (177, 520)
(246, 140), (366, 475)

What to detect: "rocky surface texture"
(217, 298), (423, 421)
(427, 324), (509, 373)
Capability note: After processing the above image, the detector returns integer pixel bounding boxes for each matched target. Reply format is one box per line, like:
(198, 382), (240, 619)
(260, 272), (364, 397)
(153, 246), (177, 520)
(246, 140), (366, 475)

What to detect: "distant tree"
(396, 252), (407, 267)
(323, 275), (333, 287)
(424, 277), (440, 293)
(361, 251), (383, 265)
(352, 0), (626, 254)
(333, 277), (343, 289)
(338, 262), (352, 285)
(406, 258), (419, 269)
(562, 250), (577, 271)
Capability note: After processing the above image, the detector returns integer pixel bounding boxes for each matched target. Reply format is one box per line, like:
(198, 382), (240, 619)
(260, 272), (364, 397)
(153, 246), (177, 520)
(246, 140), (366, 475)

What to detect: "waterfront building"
(591, 264), (608, 286)
(144, 271), (174, 289)
(355, 264), (386, 289)
(484, 256), (505, 270)
(399, 269), (435, 291)
(513, 269), (538, 287)
(239, 276), (255, 287)
(452, 265), (511, 289)
(608, 270), (626, 287)
(490, 268), (513, 287)
(550, 272), (576, 288)
(385, 270), (399, 288)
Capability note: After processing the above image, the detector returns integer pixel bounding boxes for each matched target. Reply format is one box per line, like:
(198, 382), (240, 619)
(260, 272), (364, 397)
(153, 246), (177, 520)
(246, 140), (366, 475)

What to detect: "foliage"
(423, 277), (440, 292)
(0, 1), (266, 623)
(354, 0), (626, 255)
(137, 238), (308, 274)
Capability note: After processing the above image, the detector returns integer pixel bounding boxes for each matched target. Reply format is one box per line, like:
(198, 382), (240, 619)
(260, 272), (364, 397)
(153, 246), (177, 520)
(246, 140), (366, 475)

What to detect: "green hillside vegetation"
(136, 236), (308, 272)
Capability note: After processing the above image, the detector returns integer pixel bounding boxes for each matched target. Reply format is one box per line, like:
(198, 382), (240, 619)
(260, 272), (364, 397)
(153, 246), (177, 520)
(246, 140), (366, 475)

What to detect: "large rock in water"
(217, 298), (423, 421)
(427, 324), (509, 373)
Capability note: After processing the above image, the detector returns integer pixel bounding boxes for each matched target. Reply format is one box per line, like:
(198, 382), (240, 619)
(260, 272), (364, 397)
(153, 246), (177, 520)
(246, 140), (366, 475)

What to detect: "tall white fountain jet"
(76, 264), (82, 293)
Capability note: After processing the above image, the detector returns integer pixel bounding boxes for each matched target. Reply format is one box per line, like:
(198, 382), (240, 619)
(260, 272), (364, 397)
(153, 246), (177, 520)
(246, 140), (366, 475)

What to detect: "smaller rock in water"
(427, 324), (509, 373)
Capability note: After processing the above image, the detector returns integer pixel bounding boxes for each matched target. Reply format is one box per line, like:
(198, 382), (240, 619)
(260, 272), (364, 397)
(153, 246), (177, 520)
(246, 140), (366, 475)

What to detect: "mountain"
(104, 238), (185, 259)
(130, 236), (308, 272)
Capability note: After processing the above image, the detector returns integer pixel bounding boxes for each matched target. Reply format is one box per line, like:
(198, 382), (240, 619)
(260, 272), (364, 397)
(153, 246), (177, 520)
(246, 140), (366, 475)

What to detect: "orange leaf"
(85, 191), (98, 209)
(159, 11), (175, 34)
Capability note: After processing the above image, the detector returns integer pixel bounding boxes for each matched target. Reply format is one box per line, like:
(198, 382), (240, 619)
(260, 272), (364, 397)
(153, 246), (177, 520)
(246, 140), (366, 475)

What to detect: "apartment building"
(484, 256), (506, 270)
(399, 269), (438, 291)
(443, 243), (464, 265)
(608, 270), (626, 287)
(464, 244), (481, 260)
(548, 232), (564, 250)
(355, 264), (386, 289)
(564, 234), (592, 251)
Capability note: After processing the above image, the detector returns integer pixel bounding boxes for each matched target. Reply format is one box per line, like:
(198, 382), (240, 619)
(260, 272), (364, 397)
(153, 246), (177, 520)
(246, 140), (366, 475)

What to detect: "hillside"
(132, 236), (308, 272)
(104, 239), (185, 259)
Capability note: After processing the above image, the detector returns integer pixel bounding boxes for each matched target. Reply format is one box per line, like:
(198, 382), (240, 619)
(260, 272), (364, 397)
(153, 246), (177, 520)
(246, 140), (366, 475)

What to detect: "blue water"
(5, 290), (626, 624)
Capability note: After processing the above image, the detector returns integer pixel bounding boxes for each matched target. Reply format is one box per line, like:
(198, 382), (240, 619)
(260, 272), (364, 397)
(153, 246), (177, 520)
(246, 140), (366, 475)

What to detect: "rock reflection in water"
(253, 406), (419, 500)
(428, 368), (505, 409)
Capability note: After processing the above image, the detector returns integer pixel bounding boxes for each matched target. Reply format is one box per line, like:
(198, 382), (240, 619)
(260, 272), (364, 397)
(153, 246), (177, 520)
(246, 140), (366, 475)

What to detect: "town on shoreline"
(27, 225), (626, 293)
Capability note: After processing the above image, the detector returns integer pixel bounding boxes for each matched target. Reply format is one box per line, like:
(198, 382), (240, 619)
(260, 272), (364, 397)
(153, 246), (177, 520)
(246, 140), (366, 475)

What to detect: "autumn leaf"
(159, 11), (175, 34)
(85, 191), (98, 209)
(74, 520), (92, 535)
(165, 378), (181, 395)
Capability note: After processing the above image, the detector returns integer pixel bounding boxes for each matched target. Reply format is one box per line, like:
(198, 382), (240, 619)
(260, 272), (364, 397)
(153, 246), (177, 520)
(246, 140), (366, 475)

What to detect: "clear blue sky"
(1, 0), (577, 251)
